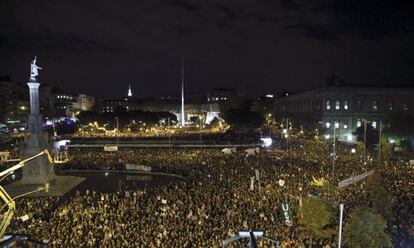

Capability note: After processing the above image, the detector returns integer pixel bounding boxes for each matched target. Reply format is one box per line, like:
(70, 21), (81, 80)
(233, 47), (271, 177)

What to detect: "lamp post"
(363, 119), (367, 161)
(115, 117), (119, 145)
(167, 117), (171, 149)
(333, 124), (337, 185)
(338, 203), (344, 248)
(378, 120), (382, 163)
(286, 118), (289, 149)
(199, 116), (202, 144)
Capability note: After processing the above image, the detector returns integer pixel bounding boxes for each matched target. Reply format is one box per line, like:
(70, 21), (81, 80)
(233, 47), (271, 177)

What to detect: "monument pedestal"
(20, 146), (56, 185)
(20, 82), (56, 185)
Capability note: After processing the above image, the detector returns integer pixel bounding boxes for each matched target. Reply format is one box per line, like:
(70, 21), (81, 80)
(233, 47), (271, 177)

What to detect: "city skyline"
(0, 1), (413, 98)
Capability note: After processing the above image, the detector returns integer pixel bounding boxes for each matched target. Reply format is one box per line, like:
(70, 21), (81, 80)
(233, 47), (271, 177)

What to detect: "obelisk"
(21, 56), (56, 184)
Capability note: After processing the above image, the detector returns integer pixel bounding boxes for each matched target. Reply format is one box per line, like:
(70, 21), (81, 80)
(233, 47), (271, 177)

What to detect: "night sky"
(0, 0), (413, 98)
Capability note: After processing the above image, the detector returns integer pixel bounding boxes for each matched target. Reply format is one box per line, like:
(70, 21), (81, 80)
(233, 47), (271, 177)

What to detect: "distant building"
(252, 95), (275, 115)
(0, 79), (29, 125)
(275, 86), (414, 142)
(73, 94), (95, 113)
(207, 88), (249, 112)
(53, 90), (75, 117)
(39, 84), (55, 118)
(99, 97), (140, 113)
(207, 88), (235, 103)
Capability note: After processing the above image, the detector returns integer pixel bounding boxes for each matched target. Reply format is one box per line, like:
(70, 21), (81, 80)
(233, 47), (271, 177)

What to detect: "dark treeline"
(77, 109), (177, 129)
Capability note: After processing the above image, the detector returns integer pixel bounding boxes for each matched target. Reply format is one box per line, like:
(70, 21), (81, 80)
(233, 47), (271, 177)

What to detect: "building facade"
(0, 80), (29, 125)
(275, 87), (414, 142)
(73, 94), (95, 113)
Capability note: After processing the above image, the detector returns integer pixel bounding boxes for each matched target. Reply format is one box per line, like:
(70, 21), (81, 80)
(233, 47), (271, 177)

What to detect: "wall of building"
(275, 87), (414, 142)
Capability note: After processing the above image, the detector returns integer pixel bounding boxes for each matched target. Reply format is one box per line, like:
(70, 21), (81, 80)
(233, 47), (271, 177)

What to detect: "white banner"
(126, 164), (152, 172)
(19, 215), (30, 222)
(245, 148), (260, 156)
(255, 169), (260, 181)
(250, 176), (255, 191)
(126, 175), (152, 181)
(338, 170), (374, 188)
(222, 148), (237, 154)
(104, 145), (118, 152)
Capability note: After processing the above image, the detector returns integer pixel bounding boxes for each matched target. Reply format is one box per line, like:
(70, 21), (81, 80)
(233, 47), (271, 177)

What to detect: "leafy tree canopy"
(344, 207), (392, 248)
(223, 106), (264, 131)
(353, 123), (379, 148)
(299, 197), (335, 241)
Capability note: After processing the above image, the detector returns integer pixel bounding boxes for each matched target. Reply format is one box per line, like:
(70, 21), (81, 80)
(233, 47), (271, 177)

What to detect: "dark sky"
(1, 0), (413, 98)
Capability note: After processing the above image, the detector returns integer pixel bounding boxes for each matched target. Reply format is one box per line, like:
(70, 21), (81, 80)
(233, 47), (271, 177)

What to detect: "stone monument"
(20, 57), (56, 184)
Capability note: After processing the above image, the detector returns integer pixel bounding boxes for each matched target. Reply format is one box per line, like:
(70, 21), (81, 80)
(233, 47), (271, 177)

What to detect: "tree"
(223, 107), (264, 131)
(299, 197), (335, 246)
(366, 172), (393, 219)
(353, 123), (379, 149)
(77, 111), (99, 125)
(383, 114), (414, 151)
(383, 114), (414, 139)
(344, 207), (392, 248)
(380, 137), (392, 161)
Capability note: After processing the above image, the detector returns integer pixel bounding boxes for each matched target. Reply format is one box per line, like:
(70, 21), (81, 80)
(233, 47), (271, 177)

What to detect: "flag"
(250, 177), (255, 191)
(311, 177), (325, 187)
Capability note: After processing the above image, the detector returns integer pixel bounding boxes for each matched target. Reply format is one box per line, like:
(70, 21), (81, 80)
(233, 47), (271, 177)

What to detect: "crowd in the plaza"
(5, 138), (414, 247)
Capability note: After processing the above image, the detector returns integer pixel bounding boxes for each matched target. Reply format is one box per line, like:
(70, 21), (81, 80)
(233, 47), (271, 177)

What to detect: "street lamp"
(332, 124), (337, 185)
(114, 117), (119, 145)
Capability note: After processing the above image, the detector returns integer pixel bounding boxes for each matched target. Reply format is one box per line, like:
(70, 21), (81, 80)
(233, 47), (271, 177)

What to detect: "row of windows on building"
(207, 97), (228, 102)
(103, 105), (132, 112)
(56, 95), (73, 100)
(325, 120), (387, 130)
(326, 100), (409, 111)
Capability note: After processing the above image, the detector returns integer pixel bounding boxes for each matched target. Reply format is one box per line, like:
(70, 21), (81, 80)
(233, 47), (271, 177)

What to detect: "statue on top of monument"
(30, 56), (42, 81)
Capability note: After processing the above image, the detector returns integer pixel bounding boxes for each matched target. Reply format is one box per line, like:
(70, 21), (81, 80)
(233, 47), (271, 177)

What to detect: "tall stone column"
(21, 79), (56, 184)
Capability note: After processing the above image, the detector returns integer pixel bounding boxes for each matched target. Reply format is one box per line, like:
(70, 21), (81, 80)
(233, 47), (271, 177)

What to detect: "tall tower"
(180, 55), (185, 126)
(127, 84), (132, 97)
(21, 57), (56, 184)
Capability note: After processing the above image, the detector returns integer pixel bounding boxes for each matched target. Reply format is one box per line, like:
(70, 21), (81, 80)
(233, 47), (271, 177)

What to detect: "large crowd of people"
(5, 137), (414, 247)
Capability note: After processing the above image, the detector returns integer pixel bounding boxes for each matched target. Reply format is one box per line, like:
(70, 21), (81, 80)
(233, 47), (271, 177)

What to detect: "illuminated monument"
(21, 57), (56, 184)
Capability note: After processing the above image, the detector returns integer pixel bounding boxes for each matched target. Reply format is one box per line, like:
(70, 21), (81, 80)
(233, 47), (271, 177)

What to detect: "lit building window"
(326, 100), (331, 110)
(372, 121), (377, 129)
(388, 102), (393, 111)
(347, 134), (353, 141)
(334, 121), (339, 128)
(343, 124), (348, 129)
(357, 120), (361, 127)
(326, 122), (331, 128)
(344, 100), (348, 110)
(335, 100), (340, 110)
(372, 101), (377, 111)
